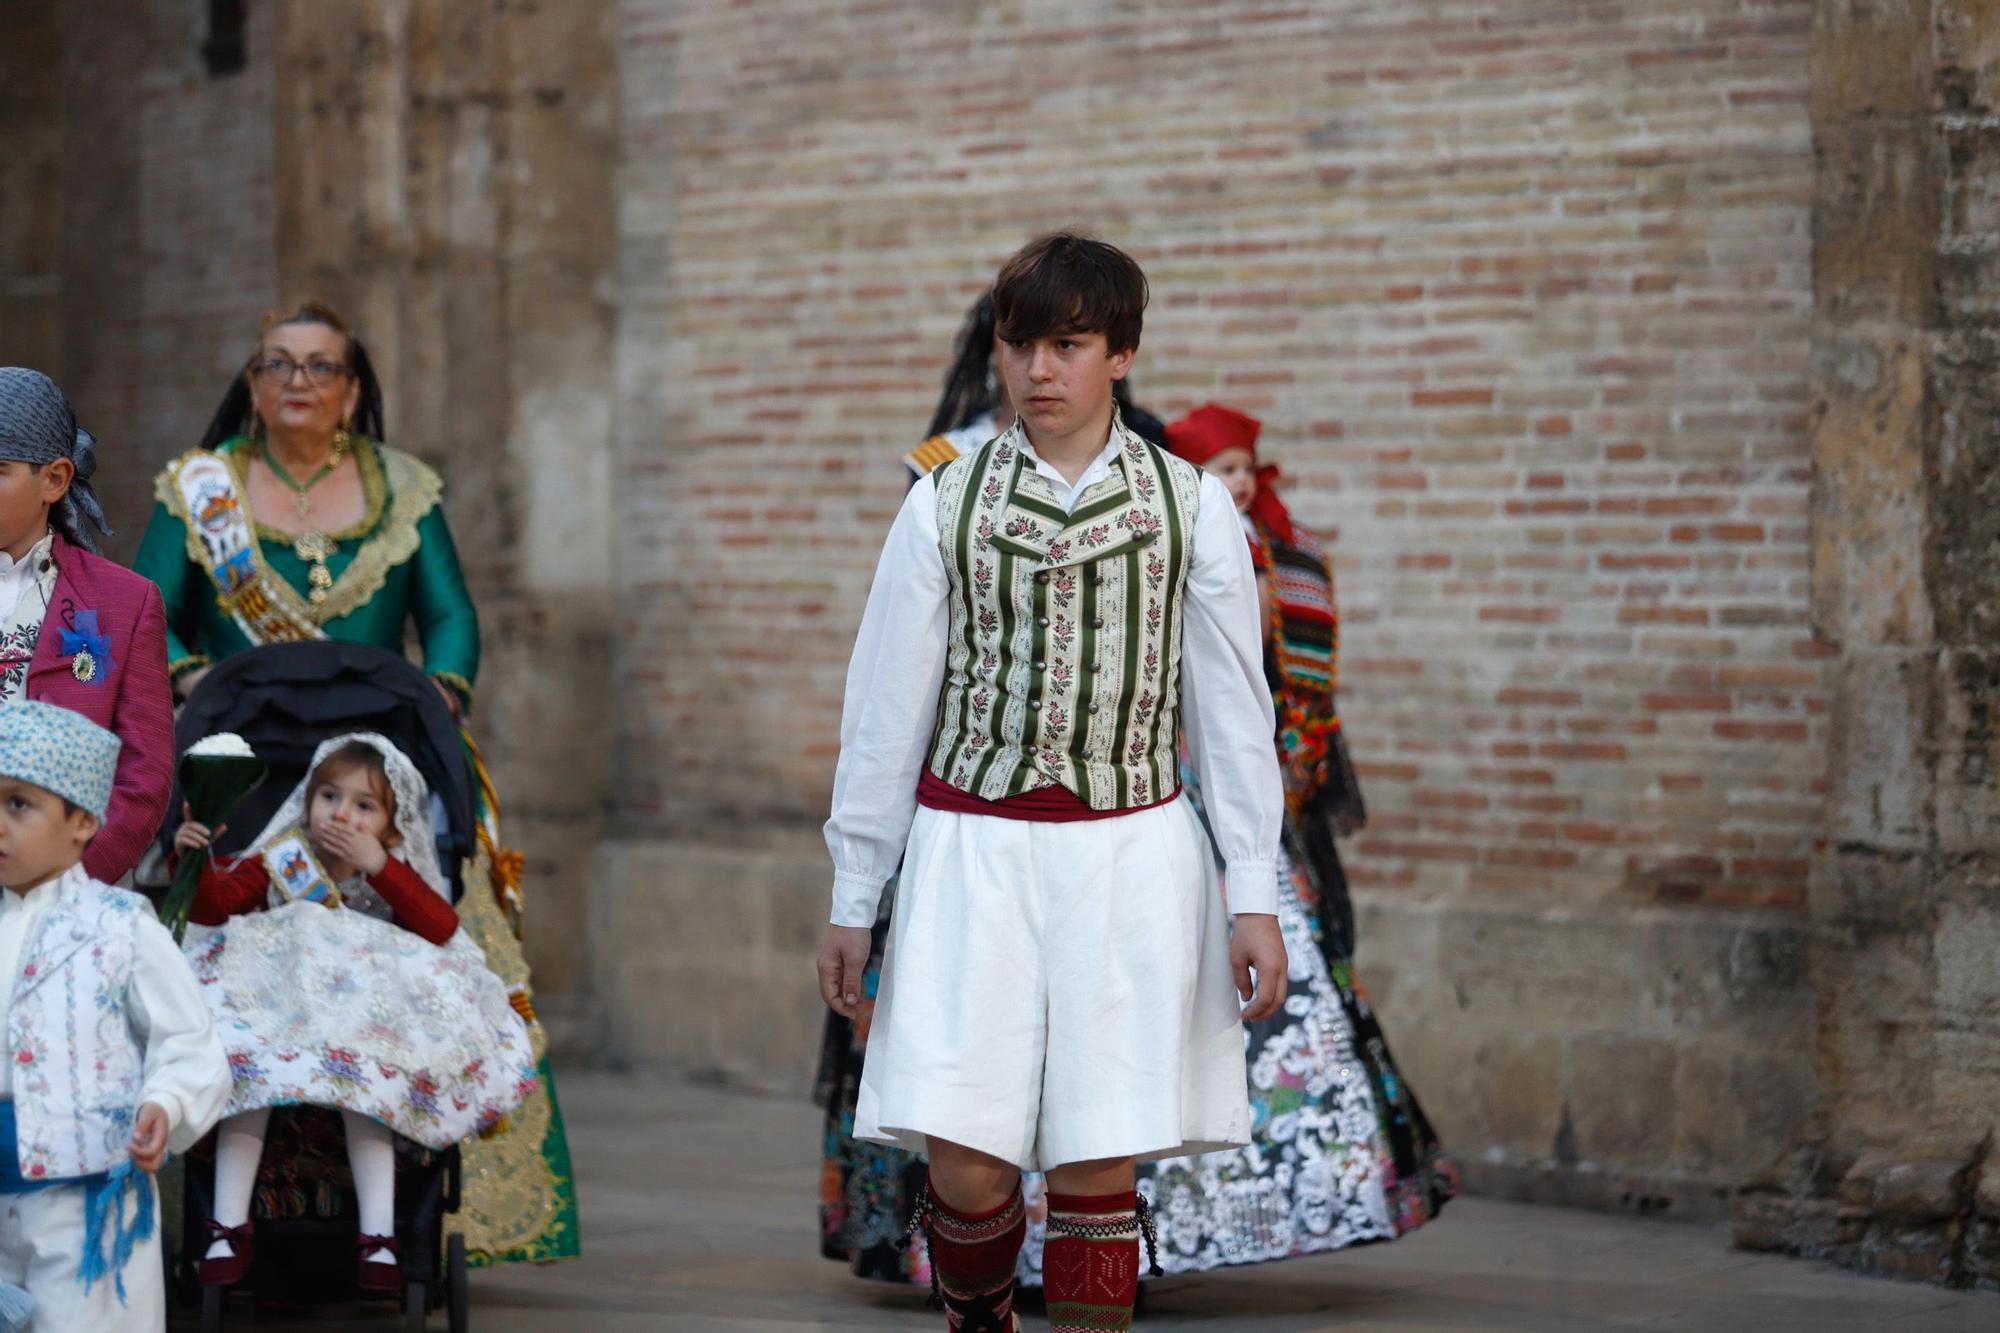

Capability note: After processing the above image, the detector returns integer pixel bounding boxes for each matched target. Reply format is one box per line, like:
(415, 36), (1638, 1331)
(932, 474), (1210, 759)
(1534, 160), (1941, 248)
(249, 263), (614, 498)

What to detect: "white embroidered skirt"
(186, 903), (539, 1149)
(854, 796), (1253, 1172)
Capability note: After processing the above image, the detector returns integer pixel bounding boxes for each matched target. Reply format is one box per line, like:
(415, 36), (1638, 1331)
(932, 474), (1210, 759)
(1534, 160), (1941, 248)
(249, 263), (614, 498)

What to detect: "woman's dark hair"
(991, 232), (1148, 356)
(926, 294), (1000, 437)
(927, 288), (1161, 443)
(197, 301), (387, 449)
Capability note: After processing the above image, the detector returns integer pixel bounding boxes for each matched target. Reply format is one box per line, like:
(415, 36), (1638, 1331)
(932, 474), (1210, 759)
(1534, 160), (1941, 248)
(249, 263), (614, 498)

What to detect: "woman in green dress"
(132, 301), (580, 1266)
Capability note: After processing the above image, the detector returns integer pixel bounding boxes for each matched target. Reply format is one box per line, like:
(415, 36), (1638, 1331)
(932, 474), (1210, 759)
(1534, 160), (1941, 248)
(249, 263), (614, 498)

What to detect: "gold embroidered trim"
(156, 440), (444, 630)
(904, 434), (963, 477)
(431, 670), (476, 712)
(169, 654), (211, 680)
(309, 444), (442, 624)
(447, 842), (562, 1258)
(233, 435), (388, 545)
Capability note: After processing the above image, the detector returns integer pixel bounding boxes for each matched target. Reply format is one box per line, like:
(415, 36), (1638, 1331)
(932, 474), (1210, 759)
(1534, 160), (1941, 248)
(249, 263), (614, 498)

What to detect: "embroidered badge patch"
(261, 830), (343, 908)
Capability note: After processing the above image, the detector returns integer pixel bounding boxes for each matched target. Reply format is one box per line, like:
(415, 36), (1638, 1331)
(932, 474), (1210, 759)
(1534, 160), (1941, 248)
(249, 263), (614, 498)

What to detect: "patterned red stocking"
(1042, 1190), (1155, 1331)
(918, 1179), (1025, 1332)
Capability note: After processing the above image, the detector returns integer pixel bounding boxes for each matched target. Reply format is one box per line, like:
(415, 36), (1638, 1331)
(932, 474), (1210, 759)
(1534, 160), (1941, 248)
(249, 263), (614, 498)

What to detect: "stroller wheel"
(447, 1233), (470, 1333)
(200, 1281), (225, 1332)
(404, 1279), (427, 1332)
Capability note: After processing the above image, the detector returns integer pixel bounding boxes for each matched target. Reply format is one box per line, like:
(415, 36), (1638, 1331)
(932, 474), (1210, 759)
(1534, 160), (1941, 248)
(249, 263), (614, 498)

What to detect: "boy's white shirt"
(0, 863), (228, 1153)
(0, 531), (55, 626)
(825, 427), (1284, 927)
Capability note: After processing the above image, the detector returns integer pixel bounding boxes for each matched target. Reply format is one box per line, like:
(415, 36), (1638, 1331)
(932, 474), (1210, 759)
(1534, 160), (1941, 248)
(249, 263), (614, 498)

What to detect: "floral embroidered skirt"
(815, 816), (1457, 1285)
(187, 903), (541, 1150)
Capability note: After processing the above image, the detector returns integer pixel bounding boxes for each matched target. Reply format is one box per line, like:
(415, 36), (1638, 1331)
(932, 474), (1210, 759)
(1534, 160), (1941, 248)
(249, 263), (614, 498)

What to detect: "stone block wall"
(0, 2), (63, 371)
(602, 0), (1827, 1220)
(14, 0), (619, 1029)
(261, 0), (622, 1014)
(35, 0), (278, 538)
(1733, 0), (2000, 1289)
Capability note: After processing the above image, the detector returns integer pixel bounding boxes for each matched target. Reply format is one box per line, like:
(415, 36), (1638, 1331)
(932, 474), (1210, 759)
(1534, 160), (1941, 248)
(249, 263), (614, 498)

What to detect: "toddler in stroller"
(166, 642), (537, 1329)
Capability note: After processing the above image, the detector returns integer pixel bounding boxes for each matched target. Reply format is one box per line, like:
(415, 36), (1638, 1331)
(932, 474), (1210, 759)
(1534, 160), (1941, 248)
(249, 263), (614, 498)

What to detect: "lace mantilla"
(247, 732), (448, 902)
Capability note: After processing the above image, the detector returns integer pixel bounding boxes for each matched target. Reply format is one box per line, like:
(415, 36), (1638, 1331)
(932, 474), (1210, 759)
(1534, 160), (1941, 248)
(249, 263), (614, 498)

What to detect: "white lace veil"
(247, 732), (448, 902)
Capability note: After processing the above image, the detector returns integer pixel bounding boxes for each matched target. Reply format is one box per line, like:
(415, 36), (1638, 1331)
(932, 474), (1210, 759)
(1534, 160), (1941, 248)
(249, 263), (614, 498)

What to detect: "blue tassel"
(76, 1161), (154, 1306)
(0, 1283), (31, 1333)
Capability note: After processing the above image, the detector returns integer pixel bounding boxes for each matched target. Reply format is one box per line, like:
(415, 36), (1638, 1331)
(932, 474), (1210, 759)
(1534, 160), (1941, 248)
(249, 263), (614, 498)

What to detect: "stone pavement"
(176, 1070), (2000, 1332)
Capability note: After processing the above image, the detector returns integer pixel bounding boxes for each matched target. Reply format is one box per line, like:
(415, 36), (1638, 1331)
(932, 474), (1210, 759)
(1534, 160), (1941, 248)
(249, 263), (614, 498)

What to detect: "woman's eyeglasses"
(251, 356), (350, 387)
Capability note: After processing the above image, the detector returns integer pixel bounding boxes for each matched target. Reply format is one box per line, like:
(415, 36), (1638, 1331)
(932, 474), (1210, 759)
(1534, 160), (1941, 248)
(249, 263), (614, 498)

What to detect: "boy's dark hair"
(992, 232), (1148, 356)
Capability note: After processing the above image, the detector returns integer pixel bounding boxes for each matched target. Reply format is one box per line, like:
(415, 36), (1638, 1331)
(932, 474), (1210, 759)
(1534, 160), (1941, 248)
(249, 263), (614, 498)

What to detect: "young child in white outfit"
(0, 700), (229, 1332)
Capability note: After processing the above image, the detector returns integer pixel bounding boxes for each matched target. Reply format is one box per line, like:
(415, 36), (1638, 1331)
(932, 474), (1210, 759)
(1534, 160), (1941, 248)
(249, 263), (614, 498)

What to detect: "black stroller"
(164, 641), (476, 1332)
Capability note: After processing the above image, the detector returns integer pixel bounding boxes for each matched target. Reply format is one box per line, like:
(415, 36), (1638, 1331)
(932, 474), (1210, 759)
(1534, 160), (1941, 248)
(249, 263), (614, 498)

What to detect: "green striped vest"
(927, 418), (1204, 810)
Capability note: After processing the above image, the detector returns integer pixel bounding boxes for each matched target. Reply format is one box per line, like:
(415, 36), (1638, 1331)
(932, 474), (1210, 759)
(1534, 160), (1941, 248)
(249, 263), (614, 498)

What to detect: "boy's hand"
(318, 824), (389, 877)
(817, 925), (873, 1019)
(1231, 913), (1288, 1022)
(129, 1102), (170, 1172)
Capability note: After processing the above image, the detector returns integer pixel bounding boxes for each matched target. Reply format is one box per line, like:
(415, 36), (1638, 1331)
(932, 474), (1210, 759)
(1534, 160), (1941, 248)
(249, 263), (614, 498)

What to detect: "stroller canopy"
(168, 641), (476, 897)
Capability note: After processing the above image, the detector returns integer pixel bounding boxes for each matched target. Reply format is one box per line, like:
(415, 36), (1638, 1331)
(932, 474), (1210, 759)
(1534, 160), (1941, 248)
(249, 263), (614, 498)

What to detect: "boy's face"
(998, 331), (1134, 447)
(0, 776), (96, 893)
(0, 459), (71, 556)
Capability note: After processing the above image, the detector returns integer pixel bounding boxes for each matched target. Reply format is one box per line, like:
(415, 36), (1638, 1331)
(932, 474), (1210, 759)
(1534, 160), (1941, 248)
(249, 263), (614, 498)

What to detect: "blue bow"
(59, 610), (114, 685)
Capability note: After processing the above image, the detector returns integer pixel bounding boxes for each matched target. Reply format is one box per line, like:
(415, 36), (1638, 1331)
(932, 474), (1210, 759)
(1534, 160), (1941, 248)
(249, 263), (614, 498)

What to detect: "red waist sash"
(916, 767), (1180, 824)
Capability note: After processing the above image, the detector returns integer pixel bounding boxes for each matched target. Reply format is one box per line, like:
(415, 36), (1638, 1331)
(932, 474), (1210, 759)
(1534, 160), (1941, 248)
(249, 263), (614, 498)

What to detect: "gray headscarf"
(0, 368), (111, 554)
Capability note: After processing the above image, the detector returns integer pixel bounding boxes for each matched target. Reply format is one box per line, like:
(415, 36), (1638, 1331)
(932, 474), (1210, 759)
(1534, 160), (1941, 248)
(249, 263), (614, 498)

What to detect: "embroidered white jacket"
(0, 865), (228, 1181)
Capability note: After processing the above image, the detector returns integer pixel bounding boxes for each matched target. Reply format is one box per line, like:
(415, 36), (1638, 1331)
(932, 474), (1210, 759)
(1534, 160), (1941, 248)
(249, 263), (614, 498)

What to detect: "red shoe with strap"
(196, 1219), (256, 1287)
(355, 1234), (402, 1293)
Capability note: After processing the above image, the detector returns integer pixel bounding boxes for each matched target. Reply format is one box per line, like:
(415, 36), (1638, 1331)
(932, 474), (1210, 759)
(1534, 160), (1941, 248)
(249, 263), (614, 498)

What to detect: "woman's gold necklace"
(261, 431), (350, 606)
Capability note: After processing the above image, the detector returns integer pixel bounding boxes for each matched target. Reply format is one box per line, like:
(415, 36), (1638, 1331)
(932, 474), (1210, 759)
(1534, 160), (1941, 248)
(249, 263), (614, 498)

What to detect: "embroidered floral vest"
(7, 878), (145, 1182)
(927, 419), (1203, 810)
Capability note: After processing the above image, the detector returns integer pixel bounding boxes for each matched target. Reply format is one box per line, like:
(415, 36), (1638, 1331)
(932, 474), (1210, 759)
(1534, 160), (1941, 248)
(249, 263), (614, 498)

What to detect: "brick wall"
(608, 0), (1825, 1215)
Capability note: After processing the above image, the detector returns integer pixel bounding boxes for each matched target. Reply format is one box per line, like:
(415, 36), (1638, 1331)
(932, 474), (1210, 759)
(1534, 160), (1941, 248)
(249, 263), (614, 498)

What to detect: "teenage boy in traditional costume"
(818, 234), (1287, 1333)
(0, 701), (229, 1332)
(0, 370), (176, 884)
(815, 288), (1178, 1292)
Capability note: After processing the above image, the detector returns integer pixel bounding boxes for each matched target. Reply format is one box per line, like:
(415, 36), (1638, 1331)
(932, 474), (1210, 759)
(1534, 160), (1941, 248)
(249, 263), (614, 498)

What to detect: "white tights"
(206, 1108), (398, 1263)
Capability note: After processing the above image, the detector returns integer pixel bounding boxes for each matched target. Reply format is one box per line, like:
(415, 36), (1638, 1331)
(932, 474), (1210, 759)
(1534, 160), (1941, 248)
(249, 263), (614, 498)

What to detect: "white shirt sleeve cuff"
(830, 871), (886, 928)
(1223, 859), (1279, 917)
(140, 1087), (188, 1146)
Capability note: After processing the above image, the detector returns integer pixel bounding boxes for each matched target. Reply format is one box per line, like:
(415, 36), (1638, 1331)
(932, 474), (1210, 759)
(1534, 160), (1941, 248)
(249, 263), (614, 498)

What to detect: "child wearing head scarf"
(0, 701), (229, 1333)
(1154, 403), (1460, 1266)
(0, 370), (176, 883)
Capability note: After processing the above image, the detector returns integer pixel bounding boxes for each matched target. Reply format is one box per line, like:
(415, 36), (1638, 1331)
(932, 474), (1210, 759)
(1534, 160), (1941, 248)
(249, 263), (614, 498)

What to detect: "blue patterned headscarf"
(0, 369), (112, 554)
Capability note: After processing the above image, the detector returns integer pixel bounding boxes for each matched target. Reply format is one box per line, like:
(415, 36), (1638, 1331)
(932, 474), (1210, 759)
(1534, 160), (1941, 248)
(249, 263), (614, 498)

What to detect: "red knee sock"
(920, 1178), (1025, 1332)
(1043, 1190), (1150, 1331)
